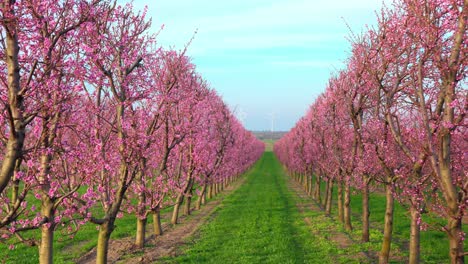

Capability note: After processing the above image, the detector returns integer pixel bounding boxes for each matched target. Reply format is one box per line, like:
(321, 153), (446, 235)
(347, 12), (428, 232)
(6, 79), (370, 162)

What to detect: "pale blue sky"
(133, 0), (387, 131)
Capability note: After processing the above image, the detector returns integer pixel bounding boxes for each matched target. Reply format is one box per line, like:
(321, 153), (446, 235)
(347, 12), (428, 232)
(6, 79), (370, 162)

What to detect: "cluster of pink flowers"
(275, 0), (466, 262)
(0, 1), (264, 262)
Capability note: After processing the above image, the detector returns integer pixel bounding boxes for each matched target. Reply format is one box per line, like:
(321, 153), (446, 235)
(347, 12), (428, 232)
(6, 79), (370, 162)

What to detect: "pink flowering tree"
(0, 1), (109, 263)
(276, 1), (466, 263)
(79, 3), (155, 262)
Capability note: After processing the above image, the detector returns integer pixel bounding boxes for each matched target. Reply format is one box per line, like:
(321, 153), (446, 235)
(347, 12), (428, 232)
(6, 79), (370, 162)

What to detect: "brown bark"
(95, 179), (126, 263)
(325, 179), (333, 216)
(184, 189), (192, 215)
(38, 112), (59, 264)
(171, 194), (183, 225)
(39, 223), (54, 264)
(323, 178), (330, 209)
(135, 169), (146, 248)
(439, 77), (465, 264)
(305, 175), (308, 190)
(10, 159), (21, 207)
(94, 100), (132, 262)
(344, 182), (352, 231)
(362, 180), (370, 242)
(208, 184), (213, 199)
(196, 184), (207, 210)
(0, 1), (26, 197)
(153, 208), (163, 236)
(314, 174), (321, 205)
(447, 216), (464, 264)
(39, 198), (54, 264)
(409, 206), (420, 264)
(440, 6), (466, 262)
(379, 184), (394, 264)
(94, 153), (130, 262)
(96, 222), (113, 264)
(337, 182), (344, 223)
(307, 174), (313, 196)
(135, 217), (146, 248)
(201, 189), (207, 205)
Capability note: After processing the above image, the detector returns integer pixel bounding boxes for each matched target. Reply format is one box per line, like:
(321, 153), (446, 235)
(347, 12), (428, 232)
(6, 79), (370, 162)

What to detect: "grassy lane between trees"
(162, 150), (468, 263)
(161, 151), (351, 263)
(310, 178), (468, 263)
(6, 150), (461, 263)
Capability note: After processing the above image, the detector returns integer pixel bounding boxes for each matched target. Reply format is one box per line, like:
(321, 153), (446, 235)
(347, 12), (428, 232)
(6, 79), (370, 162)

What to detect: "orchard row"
(275, 0), (466, 263)
(0, 1), (264, 264)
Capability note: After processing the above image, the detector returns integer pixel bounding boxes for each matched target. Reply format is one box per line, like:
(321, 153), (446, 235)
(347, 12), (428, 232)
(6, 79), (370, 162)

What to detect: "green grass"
(0, 210), (141, 263)
(2, 151), (465, 263)
(262, 139), (276, 152)
(314, 176), (468, 263)
(0, 194), (178, 263)
(161, 152), (341, 263)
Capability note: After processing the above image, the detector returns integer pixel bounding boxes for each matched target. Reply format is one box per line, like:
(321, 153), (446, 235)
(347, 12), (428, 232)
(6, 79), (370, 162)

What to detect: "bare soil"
(76, 179), (245, 264)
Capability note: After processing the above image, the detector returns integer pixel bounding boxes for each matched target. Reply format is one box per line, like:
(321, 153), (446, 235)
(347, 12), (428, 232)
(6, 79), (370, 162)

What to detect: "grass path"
(3, 150), (462, 263)
(162, 152), (343, 263)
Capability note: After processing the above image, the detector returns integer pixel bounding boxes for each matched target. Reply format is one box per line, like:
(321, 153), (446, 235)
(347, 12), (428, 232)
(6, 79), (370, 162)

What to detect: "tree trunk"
(173, 166), (194, 224)
(409, 206), (420, 264)
(39, 198), (54, 264)
(447, 216), (464, 264)
(171, 194), (183, 225)
(96, 222), (113, 264)
(208, 184), (213, 199)
(135, 217), (146, 248)
(338, 182), (344, 223)
(314, 175), (321, 205)
(201, 189), (206, 205)
(362, 180), (370, 242)
(325, 179), (333, 216)
(303, 174), (308, 191)
(439, 12), (465, 263)
(379, 184), (394, 264)
(39, 149), (55, 264)
(135, 172), (146, 248)
(39, 223), (54, 264)
(323, 178), (330, 209)
(184, 191), (192, 215)
(344, 182), (352, 231)
(10, 160), (21, 206)
(196, 184), (207, 210)
(153, 209), (163, 236)
(0, 14), (25, 196)
(440, 125), (465, 264)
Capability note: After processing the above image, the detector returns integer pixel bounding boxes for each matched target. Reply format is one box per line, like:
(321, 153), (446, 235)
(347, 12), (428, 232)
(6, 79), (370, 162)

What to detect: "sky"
(131, 0), (388, 131)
